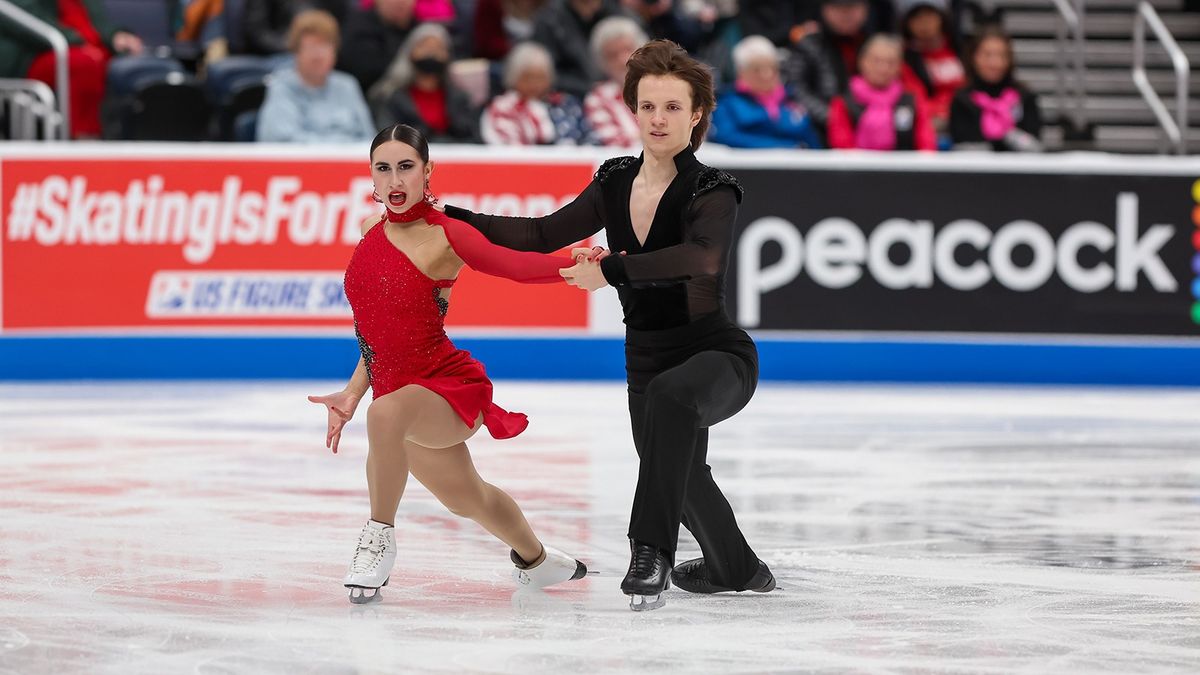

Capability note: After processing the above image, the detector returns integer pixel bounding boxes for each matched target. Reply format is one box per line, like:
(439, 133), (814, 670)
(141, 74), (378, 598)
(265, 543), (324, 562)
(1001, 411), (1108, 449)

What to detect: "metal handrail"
(1049, 0), (1088, 132)
(1133, 0), (1190, 154)
(0, 0), (70, 139)
(0, 79), (62, 139)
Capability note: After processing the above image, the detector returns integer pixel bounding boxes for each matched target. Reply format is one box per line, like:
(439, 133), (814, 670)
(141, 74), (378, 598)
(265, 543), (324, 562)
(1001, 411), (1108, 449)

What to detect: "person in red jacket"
(0, 0), (144, 138)
(896, 0), (964, 142)
(826, 33), (936, 151)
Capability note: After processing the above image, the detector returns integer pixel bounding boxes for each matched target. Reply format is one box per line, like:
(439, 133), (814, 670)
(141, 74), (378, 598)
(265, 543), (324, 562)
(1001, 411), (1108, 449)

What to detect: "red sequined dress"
(344, 200), (573, 439)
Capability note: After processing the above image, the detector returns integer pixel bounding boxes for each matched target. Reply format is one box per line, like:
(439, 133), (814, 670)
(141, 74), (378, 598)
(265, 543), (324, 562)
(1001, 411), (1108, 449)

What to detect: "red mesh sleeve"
(435, 212), (573, 284)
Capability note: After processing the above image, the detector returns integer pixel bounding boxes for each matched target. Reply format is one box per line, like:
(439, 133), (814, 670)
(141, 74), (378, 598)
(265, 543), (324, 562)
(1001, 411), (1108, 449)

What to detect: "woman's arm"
(307, 356), (368, 453)
(599, 186), (737, 287)
(443, 180), (606, 253)
(436, 214), (574, 283)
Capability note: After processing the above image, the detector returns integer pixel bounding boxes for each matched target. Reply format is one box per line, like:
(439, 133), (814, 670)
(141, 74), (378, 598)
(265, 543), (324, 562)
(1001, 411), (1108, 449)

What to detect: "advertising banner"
(1, 155), (594, 331)
(728, 167), (1200, 336)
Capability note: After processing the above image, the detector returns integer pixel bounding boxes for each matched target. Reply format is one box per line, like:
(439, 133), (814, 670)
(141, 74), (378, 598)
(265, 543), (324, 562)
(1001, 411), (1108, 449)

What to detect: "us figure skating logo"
(144, 271), (352, 318)
(147, 275), (191, 314)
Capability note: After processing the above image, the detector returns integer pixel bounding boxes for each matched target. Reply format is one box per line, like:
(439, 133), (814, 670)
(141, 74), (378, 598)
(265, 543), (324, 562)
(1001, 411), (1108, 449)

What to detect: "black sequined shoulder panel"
(594, 156), (638, 184)
(694, 167), (743, 204)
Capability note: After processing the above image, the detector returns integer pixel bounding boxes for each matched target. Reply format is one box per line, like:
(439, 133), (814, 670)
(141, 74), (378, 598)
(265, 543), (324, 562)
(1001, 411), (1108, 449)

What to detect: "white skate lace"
(350, 528), (389, 574)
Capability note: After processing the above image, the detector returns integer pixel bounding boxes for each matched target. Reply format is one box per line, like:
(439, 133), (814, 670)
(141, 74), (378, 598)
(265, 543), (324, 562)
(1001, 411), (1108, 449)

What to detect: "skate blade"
(628, 593), (665, 612)
(345, 578), (388, 605)
(347, 588), (382, 605)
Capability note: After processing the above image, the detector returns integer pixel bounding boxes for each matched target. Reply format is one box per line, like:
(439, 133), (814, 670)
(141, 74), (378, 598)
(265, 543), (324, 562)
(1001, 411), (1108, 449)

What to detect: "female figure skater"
(444, 40), (774, 611)
(309, 123), (587, 604)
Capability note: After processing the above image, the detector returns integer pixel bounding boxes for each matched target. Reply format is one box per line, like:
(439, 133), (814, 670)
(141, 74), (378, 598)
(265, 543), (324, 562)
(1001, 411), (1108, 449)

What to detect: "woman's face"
(859, 42), (901, 88)
(295, 33), (336, 86)
(821, 2), (868, 37)
(600, 35), (638, 83)
(370, 140), (430, 214)
(514, 63), (552, 100)
(739, 55), (781, 96)
(973, 37), (1011, 84)
(635, 74), (701, 156)
(906, 7), (943, 42)
(410, 35), (450, 63)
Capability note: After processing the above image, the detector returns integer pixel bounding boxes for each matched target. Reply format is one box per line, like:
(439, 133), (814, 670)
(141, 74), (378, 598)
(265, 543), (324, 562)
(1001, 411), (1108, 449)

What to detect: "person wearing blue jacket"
(710, 35), (823, 149)
(256, 10), (374, 143)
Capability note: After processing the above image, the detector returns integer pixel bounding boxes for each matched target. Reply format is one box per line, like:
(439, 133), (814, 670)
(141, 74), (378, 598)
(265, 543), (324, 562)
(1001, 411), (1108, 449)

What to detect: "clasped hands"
(561, 246), (620, 291)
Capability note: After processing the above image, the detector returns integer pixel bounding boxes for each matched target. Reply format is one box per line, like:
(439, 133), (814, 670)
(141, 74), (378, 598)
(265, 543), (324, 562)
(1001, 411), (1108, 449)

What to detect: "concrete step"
(1022, 66), (1200, 95)
(1041, 94), (1188, 124)
(1013, 38), (1200, 67)
(1089, 123), (1200, 152)
(989, 0), (1182, 11)
(1005, 10), (1200, 39)
(1037, 121), (1198, 153)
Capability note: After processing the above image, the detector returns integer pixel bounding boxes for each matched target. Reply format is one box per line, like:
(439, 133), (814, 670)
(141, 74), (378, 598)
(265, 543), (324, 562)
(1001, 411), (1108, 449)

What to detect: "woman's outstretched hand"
(564, 246), (618, 290)
(307, 390), (362, 454)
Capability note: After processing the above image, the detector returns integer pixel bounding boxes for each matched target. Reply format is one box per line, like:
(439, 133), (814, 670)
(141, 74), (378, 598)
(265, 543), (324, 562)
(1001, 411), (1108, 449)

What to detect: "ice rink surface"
(0, 381), (1197, 674)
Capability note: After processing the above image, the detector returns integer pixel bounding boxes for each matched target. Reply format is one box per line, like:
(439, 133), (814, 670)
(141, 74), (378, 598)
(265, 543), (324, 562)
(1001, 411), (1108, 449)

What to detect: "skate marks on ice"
(0, 382), (1199, 673)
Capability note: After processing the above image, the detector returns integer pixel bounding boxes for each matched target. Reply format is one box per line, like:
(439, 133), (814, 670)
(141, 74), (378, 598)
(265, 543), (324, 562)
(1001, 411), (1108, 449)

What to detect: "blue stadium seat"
(106, 55), (185, 98)
(204, 55), (274, 105)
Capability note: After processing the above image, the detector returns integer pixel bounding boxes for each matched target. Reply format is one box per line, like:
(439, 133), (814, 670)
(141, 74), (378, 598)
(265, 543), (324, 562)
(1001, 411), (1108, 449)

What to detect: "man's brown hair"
(622, 40), (716, 151)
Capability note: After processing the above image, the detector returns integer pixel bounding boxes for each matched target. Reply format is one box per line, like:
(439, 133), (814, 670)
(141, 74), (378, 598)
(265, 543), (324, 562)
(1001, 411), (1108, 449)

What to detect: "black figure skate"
(670, 557), (776, 594)
(621, 540), (671, 611)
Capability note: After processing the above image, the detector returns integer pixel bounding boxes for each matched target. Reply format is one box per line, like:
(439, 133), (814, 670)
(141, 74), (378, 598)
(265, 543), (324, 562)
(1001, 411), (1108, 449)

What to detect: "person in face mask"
(369, 24), (483, 143)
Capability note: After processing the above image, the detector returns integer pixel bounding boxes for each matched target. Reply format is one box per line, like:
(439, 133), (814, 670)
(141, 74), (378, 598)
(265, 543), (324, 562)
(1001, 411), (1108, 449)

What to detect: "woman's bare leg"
(363, 385), (477, 524)
(405, 439), (543, 564)
(363, 385), (542, 564)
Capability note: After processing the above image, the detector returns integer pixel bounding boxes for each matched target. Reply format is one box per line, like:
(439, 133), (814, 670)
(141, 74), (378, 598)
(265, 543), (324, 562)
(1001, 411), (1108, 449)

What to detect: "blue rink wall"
(1, 335), (1199, 386)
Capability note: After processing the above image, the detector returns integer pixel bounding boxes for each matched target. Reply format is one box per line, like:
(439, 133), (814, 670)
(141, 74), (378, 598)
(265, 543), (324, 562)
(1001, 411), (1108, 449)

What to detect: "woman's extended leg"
(404, 439), (542, 565)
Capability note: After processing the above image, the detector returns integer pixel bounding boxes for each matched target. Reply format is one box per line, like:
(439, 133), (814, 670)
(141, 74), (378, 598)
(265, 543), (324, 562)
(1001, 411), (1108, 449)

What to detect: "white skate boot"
(343, 520), (396, 604)
(511, 545), (587, 589)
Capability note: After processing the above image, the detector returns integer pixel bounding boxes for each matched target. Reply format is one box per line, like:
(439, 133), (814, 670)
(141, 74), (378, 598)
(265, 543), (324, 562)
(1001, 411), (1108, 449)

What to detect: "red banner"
(1, 156), (594, 331)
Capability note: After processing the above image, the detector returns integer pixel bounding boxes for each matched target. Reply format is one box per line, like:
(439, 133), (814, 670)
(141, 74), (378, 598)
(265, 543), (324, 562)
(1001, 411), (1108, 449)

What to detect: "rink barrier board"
(3, 144), (1199, 384)
(1, 335), (1198, 386)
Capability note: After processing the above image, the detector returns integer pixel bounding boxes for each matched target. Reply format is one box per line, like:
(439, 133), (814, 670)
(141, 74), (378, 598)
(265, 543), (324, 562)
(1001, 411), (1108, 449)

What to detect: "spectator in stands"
(826, 34), (936, 151)
(531, 0), (622, 98)
(710, 35), (822, 148)
(414, 0), (456, 22)
(0, 0), (144, 138)
(739, 0), (891, 47)
(339, 0), (419, 93)
(619, 0), (704, 54)
(369, 23), (481, 142)
(256, 10), (374, 142)
(782, 0), (874, 130)
(175, 0), (227, 63)
(677, 0), (740, 80)
(473, 0), (546, 61)
(950, 25), (1042, 152)
(584, 16), (648, 147)
(481, 42), (596, 145)
(241, 0), (350, 56)
(897, 0), (963, 144)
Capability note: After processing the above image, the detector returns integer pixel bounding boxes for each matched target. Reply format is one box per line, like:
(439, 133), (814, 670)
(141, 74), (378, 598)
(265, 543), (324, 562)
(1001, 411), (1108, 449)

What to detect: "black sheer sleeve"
(443, 181), (606, 254)
(601, 185), (738, 287)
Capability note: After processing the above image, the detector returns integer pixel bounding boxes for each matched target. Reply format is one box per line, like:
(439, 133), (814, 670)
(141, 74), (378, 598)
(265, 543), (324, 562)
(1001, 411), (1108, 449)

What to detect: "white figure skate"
(343, 520), (396, 604)
(511, 545), (587, 589)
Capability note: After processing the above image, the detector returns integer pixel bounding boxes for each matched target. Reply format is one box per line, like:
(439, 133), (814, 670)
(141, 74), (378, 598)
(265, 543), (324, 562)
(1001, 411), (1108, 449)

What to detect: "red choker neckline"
(384, 200), (434, 223)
